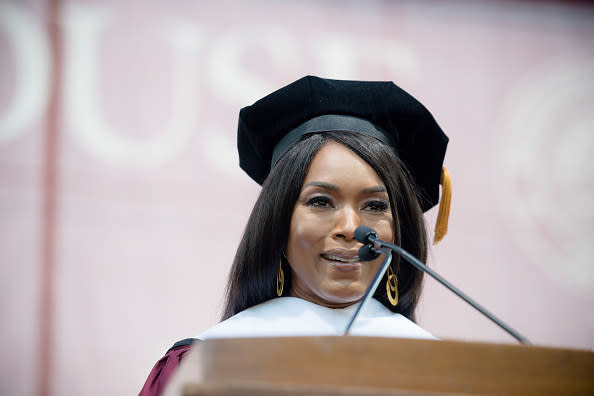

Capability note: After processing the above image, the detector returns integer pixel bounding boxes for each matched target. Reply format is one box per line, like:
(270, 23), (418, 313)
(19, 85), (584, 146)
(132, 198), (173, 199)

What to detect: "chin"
(323, 283), (366, 304)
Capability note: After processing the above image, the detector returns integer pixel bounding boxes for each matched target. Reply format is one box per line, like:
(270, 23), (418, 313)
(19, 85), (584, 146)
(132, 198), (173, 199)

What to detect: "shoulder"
(138, 338), (197, 396)
(196, 297), (435, 340)
(196, 297), (334, 339)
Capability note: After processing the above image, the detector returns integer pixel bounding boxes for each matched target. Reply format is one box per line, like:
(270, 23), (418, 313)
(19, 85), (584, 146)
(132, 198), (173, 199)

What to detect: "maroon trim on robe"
(139, 344), (192, 396)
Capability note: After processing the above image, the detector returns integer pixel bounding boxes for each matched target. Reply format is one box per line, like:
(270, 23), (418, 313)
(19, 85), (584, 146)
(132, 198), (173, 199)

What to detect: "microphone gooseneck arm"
(352, 226), (531, 345)
(343, 247), (392, 335)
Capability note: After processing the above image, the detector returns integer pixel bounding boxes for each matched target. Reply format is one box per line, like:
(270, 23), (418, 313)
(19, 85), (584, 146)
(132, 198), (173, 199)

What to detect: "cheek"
(381, 225), (394, 244)
(289, 215), (323, 252)
(287, 208), (332, 264)
(371, 216), (394, 244)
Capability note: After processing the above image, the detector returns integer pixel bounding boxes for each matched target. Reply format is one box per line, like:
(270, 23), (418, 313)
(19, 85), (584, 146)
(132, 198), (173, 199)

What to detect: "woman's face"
(286, 142), (394, 308)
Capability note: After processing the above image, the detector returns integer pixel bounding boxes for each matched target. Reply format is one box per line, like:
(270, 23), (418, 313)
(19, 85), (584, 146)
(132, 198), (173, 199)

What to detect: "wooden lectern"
(165, 337), (594, 395)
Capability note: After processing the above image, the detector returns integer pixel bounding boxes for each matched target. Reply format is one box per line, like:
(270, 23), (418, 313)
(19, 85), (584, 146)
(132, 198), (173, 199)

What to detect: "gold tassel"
(433, 167), (451, 244)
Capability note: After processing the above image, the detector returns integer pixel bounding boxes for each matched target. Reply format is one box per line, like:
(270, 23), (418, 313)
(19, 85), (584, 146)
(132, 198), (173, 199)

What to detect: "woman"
(140, 76), (450, 395)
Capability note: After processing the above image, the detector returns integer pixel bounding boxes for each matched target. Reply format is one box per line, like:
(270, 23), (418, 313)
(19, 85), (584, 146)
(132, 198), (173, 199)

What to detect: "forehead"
(302, 142), (385, 188)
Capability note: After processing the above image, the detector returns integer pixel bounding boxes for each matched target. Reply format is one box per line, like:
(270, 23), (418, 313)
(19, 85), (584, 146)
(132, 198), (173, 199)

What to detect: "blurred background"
(1, 0), (593, 394)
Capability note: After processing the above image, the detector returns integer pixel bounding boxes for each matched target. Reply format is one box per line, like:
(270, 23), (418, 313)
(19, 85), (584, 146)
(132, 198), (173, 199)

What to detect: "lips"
(320, 249), (361, 264)
(321, 254), (360, 263)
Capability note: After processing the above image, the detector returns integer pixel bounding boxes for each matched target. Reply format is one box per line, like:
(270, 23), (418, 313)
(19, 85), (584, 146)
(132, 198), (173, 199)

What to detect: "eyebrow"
(361, 185), (388, 194)
(303, 181), (387, 194)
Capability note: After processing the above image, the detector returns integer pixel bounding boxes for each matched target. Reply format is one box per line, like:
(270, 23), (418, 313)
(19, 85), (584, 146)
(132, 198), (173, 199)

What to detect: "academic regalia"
(139, 297), (436, 396)
(198, 297), (435, 340)
(138, 340), (193, 396)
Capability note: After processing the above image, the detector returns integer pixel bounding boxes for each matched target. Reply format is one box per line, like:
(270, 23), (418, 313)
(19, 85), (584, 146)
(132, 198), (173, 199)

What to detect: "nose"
(333, 206), (360, 241)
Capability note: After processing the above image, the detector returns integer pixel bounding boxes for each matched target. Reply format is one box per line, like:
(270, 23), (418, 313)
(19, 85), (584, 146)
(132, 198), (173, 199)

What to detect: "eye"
(363, 200), (389, 212)
(306, 196), (334, 208)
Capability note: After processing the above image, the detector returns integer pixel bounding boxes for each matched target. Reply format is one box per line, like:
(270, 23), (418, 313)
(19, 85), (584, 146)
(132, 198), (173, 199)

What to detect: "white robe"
(197, 297), (436, 340)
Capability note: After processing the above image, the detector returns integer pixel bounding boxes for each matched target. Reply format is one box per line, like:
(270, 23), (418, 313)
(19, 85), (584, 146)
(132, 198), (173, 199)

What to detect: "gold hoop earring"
(387, 265), (398, 306)
(276, 260), (284, 297)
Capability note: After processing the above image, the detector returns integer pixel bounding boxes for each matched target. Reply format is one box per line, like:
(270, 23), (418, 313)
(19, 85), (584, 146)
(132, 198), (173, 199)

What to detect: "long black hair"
(222, 131), (428, 322)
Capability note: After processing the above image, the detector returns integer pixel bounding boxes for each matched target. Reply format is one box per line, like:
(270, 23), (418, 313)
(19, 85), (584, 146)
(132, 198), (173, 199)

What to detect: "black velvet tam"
(237, 75), (449, 212)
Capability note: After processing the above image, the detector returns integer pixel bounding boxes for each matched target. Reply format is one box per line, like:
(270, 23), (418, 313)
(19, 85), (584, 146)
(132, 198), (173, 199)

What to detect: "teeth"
(323, 254), (360, 263)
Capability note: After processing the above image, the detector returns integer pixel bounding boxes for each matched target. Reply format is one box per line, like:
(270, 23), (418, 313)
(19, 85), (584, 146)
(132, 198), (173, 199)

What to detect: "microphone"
(357, 243), (380, 261)
(343, 224), (391, 335)
(354, 225), (378, 245)
(354, 225), (381, 261)
(343, 243), (392, 335)
(352, 226), (531, 344)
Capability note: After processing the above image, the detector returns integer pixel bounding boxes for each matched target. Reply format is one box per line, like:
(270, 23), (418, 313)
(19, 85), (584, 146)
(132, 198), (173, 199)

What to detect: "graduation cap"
(237, 76), (451, 243)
